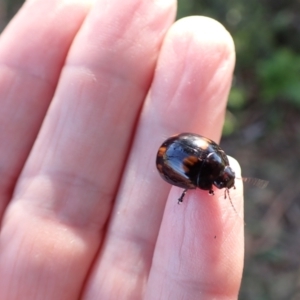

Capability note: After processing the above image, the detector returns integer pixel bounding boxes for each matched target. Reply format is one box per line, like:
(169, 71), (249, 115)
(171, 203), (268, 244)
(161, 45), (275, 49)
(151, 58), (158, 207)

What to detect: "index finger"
(86, 16), (242, 299)
(146, 157), (244, 299)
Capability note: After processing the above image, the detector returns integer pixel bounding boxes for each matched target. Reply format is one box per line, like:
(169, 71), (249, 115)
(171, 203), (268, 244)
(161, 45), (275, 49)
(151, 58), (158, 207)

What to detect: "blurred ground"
(2, 0), (300, 299)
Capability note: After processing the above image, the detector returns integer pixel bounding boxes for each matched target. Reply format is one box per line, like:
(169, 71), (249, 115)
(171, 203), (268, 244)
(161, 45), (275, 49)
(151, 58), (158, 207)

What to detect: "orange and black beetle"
(156, 133), (235, 203)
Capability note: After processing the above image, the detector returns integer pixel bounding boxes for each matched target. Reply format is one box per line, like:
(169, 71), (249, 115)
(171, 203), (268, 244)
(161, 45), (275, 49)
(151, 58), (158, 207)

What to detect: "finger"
(84, 16), (236, 299)
(14, 0), (176, 228)
(0, 0), (91, 217)
(0, 0), (176, 299)
(145, 157), (244, 300)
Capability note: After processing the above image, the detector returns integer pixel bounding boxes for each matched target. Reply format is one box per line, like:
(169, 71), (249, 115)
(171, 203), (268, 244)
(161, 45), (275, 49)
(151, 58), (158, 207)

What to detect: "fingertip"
(167, 15), (235, 61)
(152, 16), (236, 142)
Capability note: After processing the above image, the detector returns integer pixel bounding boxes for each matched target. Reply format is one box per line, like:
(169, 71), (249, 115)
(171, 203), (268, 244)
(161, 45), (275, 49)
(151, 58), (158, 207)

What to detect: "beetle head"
(213, 166), (235, 189)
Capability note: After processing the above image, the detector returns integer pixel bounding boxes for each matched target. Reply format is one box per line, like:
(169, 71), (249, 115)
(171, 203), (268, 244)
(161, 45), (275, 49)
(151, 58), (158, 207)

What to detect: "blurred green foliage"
(257, 49), (300, 106)
(178, 0), (300, 137)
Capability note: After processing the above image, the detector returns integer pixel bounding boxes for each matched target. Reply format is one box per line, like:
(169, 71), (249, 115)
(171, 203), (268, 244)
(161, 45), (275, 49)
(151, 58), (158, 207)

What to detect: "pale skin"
(0, 0), (244, 299)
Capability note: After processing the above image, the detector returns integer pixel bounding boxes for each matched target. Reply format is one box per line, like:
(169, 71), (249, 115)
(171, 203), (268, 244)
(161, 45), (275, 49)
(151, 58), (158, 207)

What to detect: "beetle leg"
(209, 189), (214, 195)
(178, 189), (188, 204)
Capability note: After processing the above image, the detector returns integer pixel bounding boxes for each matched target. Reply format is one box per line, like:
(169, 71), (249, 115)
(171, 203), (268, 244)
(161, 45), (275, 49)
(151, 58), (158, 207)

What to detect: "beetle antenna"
(224, 188), (237, 213)
(236, 177), (269, 189)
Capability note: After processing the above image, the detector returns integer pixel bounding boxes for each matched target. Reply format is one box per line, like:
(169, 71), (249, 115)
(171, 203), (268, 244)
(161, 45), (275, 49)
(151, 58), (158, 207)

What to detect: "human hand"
(0, 0), (244, 299)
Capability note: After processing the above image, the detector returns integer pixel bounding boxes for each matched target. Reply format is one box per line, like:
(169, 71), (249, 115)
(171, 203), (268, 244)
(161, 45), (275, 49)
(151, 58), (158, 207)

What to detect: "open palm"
(0, 0), (244, 299)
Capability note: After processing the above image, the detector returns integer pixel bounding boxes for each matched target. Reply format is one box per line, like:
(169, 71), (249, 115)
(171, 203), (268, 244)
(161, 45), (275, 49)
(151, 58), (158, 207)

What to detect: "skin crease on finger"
(0, 0), (93, 218)
(83, 17), (242, 300)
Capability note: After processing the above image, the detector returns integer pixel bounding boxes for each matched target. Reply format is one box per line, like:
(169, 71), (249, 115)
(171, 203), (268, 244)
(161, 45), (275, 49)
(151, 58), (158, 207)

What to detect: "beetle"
(156, 133), (236, 206)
